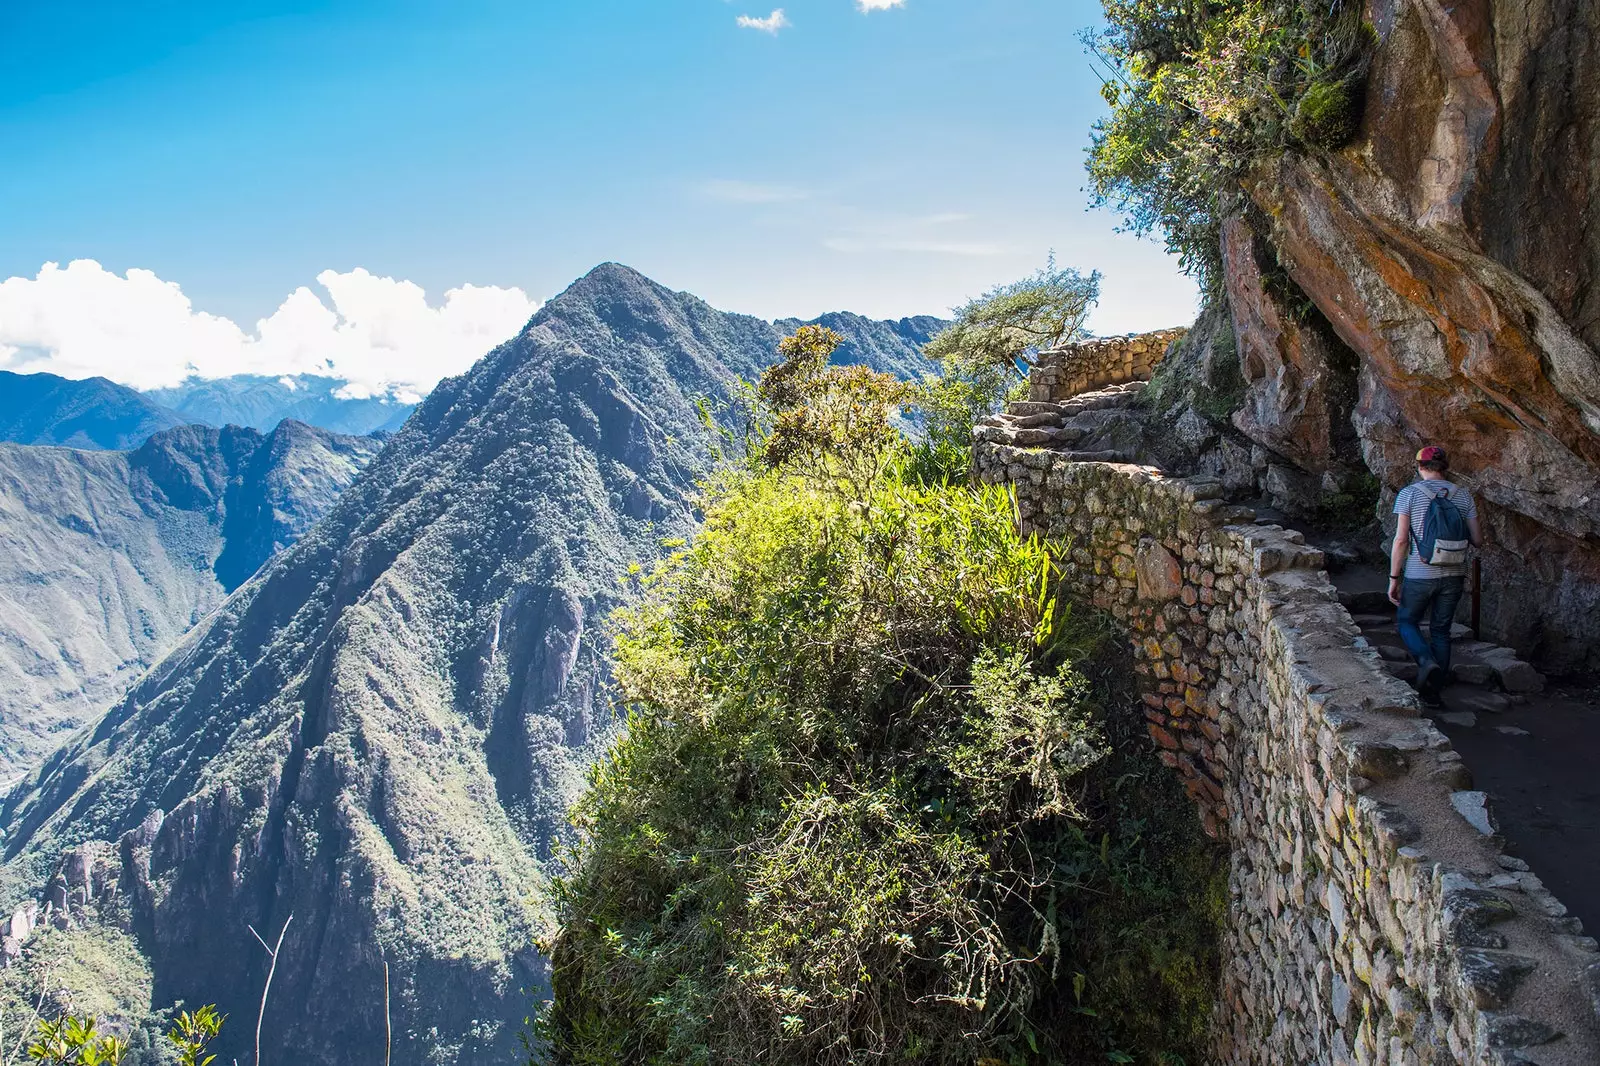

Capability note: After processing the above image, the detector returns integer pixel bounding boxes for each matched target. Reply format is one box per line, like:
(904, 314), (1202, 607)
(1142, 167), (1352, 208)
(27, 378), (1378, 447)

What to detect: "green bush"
(540, 334), (1225, 1065)
(1085, 0), (1374, 290)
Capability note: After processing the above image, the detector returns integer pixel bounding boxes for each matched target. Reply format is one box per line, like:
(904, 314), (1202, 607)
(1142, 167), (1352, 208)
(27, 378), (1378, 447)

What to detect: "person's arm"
(1468, 514), (1482, 548)
(1388, 512), (1411, 606)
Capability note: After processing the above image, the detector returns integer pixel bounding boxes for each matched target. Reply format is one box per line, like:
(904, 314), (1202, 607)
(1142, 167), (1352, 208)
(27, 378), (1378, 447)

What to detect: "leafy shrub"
(1085, 0), (1375, 290)
(3, 1005), (221, 1066)
(540, 333), (1225, 1065)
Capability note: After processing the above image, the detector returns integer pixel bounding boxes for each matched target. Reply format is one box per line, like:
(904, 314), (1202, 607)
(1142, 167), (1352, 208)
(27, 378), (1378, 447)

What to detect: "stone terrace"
(972, 331), (1600, 1065)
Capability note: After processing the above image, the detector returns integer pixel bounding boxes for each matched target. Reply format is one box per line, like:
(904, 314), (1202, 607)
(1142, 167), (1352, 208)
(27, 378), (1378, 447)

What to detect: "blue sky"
(0, 0), (1197, 393)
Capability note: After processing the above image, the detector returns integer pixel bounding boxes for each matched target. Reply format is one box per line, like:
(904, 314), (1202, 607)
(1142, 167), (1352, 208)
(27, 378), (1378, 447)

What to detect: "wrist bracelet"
(1390, 574), (1402, 580)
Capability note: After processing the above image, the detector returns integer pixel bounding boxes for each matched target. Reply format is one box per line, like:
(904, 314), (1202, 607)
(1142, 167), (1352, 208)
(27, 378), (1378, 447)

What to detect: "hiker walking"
(1388, 446), (1482, 704)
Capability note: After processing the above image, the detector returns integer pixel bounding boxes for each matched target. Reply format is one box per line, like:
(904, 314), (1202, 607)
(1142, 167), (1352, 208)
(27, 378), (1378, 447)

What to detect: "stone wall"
(973, 443), (1600, 1066)
(1028, 328), (1188, 402)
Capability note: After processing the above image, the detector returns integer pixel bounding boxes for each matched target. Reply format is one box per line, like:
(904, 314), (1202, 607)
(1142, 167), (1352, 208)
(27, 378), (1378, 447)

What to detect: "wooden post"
(1470, 557), (1482, 637)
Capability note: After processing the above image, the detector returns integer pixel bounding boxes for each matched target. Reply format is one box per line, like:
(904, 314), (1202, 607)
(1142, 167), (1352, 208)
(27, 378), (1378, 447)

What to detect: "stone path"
(1334, 564), (1600, 936)
(972, 381), (1149, 460)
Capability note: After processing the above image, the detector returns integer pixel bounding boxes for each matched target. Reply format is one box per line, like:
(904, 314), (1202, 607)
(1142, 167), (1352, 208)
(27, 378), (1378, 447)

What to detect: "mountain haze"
(0, 421), (382, 782)
(145, 374), (418, 437)
(0, 371), (187, 450)
(0, 265), (940, 1064)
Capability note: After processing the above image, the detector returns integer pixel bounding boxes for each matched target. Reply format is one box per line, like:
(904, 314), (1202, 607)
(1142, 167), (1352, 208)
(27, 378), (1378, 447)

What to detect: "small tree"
(925, 262), (1101, 380)
(755, 325), (913, 499)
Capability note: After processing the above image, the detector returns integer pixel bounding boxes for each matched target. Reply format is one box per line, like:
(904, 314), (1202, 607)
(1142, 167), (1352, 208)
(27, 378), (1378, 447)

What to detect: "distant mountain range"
(144, 374), (418, 437)
(0, 421), (382, 783)
(3, 312), (945, 452)
(0, 264), (942, 1065)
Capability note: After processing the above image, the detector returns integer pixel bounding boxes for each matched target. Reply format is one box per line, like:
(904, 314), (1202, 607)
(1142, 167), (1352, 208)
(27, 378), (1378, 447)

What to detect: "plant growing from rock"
(1085, 0), (1375, 290)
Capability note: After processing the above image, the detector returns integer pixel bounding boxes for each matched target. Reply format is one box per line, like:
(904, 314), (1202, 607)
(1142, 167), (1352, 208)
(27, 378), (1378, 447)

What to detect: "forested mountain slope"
(0, 421), (381, 782)
(0, 264), (939, 1065)
(0, 371), (187, 450)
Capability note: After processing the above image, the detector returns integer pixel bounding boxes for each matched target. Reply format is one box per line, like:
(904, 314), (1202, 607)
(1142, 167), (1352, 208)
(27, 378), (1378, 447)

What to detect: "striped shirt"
(1394, 479), (1477, 579)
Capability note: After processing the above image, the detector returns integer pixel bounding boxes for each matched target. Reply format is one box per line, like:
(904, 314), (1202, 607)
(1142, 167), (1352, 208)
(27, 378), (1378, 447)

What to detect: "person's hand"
(1387, 577), (1403, 607)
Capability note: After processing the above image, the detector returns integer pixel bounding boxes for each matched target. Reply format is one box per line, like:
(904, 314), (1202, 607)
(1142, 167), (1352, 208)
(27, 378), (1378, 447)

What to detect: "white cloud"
(0, 260), (539, 400)
(857, 0), (906, 10)
(736, 8), (789, 33)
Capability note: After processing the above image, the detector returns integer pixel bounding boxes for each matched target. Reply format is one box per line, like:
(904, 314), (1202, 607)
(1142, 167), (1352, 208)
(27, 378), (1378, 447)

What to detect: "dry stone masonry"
(1027, 328), (1188, 403)
(972, 443), (1600, 1065)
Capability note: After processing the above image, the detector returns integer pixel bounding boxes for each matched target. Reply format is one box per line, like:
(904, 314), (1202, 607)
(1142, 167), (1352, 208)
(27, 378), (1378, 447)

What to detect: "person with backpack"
(1387, 445), (1482, 703)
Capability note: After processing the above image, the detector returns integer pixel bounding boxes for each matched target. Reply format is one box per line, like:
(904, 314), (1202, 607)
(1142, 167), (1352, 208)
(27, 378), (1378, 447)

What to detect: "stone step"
(1440, 687), (1512, 715)
(1357, 622), (1474, 643)
(1007, 401), (1067, 417)
(1339, 589), (1392, 614)
(1003, 411), (1066, 429)
(1384, 661), (1419, 683)
(1056, 449), (1136, 464)
(1073, 391), (1140, 411)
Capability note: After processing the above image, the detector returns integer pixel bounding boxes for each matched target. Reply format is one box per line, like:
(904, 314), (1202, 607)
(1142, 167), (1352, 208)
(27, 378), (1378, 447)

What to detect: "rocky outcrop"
(0, 422), (381, 782)
(1224, 0), (1600, 669)
(1222, 216), (1364, 485)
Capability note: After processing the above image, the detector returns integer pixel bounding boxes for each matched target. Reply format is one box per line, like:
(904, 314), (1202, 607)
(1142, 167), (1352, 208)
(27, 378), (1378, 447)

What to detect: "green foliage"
(22, 1016), (126, 1066)
(1310, 471), (1381, 531)
(541, 331), (1225, 1065)
(905, 360), (1021, 486)
(757, 326), (915, 497)
(925, 262), (1101, 378)
(0, 1003), (222, 1066)
(164, 1007), (222, 1066)
(1085, 0), (1374, 290)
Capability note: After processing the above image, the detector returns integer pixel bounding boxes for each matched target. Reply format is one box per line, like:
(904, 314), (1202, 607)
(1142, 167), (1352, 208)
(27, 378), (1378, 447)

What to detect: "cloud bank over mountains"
(0, 260), (540, 401)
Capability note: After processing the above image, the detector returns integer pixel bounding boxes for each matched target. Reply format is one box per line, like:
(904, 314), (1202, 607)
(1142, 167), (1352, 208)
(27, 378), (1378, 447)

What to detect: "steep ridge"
(0, 371), (187, 450)
(0, 264), (938, 1065)
(0, 421), (380, 783)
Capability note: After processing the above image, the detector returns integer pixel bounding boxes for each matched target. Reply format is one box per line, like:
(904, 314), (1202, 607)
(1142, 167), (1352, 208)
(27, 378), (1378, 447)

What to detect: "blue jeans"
(1396, 576), (1466, 672)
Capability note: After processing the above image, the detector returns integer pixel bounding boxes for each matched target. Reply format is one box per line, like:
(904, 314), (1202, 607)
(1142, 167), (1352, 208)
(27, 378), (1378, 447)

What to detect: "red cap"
(1416, 446), (1447, 463)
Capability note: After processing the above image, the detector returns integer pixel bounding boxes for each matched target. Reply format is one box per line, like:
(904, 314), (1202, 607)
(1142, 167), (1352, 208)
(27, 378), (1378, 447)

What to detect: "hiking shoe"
(1417, 661), (1442, 697)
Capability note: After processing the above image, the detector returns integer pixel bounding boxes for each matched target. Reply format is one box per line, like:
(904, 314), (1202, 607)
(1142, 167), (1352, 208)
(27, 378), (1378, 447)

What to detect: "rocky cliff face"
(0, 421), (380, 782)
(1211, 0), (1600, 669)
(0, 264), (938, 1065)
